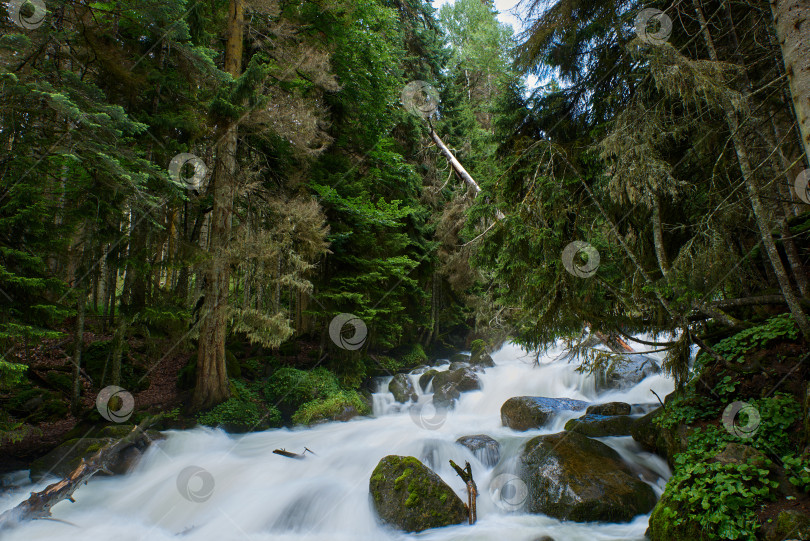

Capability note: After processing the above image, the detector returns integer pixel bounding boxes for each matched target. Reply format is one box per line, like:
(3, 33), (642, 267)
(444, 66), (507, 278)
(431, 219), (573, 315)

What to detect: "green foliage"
(291, 390), (370, 426)
(782, 454), (810, 492)
(709, 314), (799, 365)
(263, 367), (341, 418)
(197, 380), (281, 433)
(662, 426), (778, 540)
(654, 388), (716, 431)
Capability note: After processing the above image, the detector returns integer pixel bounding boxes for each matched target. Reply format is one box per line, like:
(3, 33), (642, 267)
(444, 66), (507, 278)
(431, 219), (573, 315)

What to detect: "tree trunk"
(693, 0), (810, 337)
(193, 0), (244, 410)
(71, 284), (86, 415)
(771, 0), (810, 164)
(651, 197), (670, 280)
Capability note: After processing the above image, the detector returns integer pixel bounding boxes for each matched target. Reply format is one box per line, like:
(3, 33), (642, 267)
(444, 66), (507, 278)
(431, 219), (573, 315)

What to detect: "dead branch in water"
(449, 459), (477, 525)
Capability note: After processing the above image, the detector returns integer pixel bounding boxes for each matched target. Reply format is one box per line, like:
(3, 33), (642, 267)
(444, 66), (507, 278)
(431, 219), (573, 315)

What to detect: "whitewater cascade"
(1, 341), (675, 541)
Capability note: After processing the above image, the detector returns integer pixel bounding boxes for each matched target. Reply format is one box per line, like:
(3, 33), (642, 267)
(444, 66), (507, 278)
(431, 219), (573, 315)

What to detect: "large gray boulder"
(456, 434), (500, 467)
(389, 373), (417, 403)
(501, 397), (588, 431)
(518, 431), (657, 522)
(369, 455), (467, 532)
(594, 354), (661, 391)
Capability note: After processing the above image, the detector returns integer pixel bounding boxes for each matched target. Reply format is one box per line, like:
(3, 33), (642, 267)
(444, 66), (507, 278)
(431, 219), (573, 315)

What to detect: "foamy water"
(0, 341), (675, 541)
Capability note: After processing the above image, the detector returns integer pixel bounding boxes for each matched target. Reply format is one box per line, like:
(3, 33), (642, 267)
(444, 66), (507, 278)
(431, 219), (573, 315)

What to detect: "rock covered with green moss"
(518, 431), (657, 522)
(369, 455), (467, 532)
(564, 414), (634, 437)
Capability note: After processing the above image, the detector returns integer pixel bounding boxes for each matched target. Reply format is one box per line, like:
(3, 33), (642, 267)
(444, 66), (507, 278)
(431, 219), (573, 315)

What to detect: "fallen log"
(0, 418), (157, 530)
(273, 447), (315, 460)
(449, 459), (477, 525)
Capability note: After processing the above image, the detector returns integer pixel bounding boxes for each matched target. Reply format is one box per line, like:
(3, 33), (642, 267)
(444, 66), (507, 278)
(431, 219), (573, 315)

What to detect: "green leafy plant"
(782, 454), (810, 492)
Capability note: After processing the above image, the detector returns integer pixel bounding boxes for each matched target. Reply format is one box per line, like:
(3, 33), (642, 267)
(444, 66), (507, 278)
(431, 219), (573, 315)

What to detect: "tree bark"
(771, 0), (810, 164)
(651, 197), (670, 280)
(71, 284), (86, 415)
(693, 0), (810, 337)
(193, 0), (244, 410)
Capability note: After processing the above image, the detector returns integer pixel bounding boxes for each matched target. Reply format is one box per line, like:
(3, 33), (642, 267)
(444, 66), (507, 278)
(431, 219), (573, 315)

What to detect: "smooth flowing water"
(1, 341), (675, 541)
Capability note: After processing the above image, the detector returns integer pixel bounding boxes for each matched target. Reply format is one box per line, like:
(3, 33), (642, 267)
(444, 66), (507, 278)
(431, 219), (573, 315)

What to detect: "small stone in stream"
(418, 369), (439, 391)
(586, 402), (631, 416)
(389, 373), (418, 403)
(456, 434), (500, 467)
(448, 361), (469, 371)
(564, 414), (634, 437)
(369, 455), (467, 532)
(500, 396), (588, 431)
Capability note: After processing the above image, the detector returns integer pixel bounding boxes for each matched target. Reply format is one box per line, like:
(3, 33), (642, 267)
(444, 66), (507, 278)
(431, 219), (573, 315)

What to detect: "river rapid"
(1, 341), (675, 541)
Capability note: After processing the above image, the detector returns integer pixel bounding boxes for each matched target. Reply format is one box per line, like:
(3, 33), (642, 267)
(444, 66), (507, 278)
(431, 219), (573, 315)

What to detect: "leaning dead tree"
(0, 419), (156, 530)
(449, 459), (477, 525)
(429, 124), (506, 221)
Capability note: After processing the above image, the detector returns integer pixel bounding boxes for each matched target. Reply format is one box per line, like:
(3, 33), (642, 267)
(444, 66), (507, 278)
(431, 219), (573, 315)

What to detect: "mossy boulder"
(469, 343), (495, 368)
(369, 455), (467, 532)
(586, 402), (631, 416)
(647, 489), (709, 540)
(518, 431), (657, 522)
(456, 434), (500, 467)
(564, 414), (634, 437)
(761, 509), (810, 541)
(501, 397), (588, 431)
(388, 373), (418, 403)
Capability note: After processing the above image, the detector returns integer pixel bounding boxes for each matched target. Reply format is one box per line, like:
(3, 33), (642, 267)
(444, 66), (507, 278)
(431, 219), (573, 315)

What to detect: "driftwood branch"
(273, 448), (314, 460)
(449, 460), (477, 525)
(0, 418), (157, 530)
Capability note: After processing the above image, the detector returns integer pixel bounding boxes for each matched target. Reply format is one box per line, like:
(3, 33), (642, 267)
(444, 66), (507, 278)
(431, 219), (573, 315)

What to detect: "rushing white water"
(1, 341), (674, 541)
